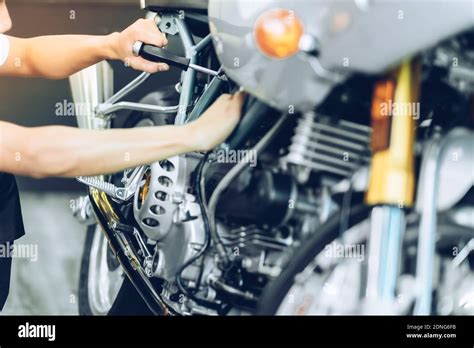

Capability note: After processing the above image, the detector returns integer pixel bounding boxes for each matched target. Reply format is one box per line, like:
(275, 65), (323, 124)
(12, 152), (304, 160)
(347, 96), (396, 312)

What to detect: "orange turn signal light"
(254, 9), (304, 59)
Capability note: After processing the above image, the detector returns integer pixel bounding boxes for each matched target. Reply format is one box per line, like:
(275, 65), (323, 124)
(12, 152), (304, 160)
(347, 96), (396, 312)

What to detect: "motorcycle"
(69, 0), (474, 316)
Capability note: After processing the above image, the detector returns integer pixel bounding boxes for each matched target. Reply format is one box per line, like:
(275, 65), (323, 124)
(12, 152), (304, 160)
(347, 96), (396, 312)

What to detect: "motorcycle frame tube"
(88, 188), (172, 315)
(102, 71), (150, 107)
(187, 74), (226, 123)
(366, 206), (405, 304)
(174, 17), (197, 125)
(93, 12), (212, 125)
(381, 207), (405, 299)
(173, 25), (212, 125)
(97, 101), (180, 115)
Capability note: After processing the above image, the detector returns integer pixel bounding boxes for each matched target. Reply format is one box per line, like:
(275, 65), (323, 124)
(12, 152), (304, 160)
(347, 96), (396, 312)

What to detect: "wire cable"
(207, 113), (288, 264)
(175, 153), (219, 309)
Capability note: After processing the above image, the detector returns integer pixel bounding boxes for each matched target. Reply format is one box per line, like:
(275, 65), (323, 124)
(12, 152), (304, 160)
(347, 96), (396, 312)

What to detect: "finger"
(231, 91), (247, 108)
(151, 13), (161, 26)
(232, 91), (247, 102)
(127, 56), (169, 73)
(218, 93), (232, 101)
(156, 26), (168, 46)
(142, 18), (167, 47)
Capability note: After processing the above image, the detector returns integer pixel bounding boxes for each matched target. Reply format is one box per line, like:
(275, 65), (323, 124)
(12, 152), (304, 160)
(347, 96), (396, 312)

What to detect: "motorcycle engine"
(130, 97), (373, 314)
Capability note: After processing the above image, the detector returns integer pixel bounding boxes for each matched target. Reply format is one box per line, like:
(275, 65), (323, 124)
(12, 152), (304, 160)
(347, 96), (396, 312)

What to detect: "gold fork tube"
(366, 59), (421, 207)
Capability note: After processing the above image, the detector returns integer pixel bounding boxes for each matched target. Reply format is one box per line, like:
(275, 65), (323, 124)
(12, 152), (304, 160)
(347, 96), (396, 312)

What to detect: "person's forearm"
(0, 122), (198, 178)
(0, 93), (244, 178)
(0, 18), (170, 78)
(3, 34), (116, 79)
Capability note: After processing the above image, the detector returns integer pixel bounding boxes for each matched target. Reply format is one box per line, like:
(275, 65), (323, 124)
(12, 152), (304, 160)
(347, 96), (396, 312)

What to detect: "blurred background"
(0, 0), (179, 314)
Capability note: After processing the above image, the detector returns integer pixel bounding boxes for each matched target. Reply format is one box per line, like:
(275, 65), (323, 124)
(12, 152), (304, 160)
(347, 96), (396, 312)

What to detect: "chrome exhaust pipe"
(68, 61), (113, 130)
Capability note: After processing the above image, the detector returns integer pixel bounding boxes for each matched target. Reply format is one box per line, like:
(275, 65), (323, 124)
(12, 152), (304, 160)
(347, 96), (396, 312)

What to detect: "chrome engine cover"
(208, 0), (474, 112)
(133, 156), (186, 241)
(132, 154), (205, 283)
(133, 154), (201, 241)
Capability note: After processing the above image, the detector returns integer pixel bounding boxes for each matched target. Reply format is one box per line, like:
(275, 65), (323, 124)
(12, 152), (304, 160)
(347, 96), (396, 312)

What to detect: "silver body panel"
(209, 0), (474, 111)
(436, 129), (474, 212)
(416, 128), (474, 213)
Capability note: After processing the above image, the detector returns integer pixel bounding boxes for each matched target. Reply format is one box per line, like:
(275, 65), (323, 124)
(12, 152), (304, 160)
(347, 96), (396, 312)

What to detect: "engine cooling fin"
(282, 112), (372, 178)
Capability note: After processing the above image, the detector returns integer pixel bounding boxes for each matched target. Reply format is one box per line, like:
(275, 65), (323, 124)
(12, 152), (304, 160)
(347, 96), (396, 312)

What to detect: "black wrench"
(132, 41), (226, 80)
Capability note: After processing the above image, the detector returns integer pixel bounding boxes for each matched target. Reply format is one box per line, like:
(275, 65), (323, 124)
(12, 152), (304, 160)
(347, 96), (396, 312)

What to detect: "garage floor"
(2, 191), (85, 315)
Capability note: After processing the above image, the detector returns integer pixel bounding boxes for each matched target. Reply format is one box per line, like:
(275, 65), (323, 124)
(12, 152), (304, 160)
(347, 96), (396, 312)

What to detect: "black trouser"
(0, 242), (13, 311)
(0, 173), (25, 312)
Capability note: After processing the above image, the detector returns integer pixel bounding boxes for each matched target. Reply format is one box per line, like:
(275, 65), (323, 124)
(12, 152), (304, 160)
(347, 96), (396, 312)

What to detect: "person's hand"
(108, 18), (169, 73)
(186, 92), (247, 152)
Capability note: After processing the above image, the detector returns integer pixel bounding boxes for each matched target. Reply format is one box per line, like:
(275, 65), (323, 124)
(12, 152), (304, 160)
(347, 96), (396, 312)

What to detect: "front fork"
(364, 59), (421, 311)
